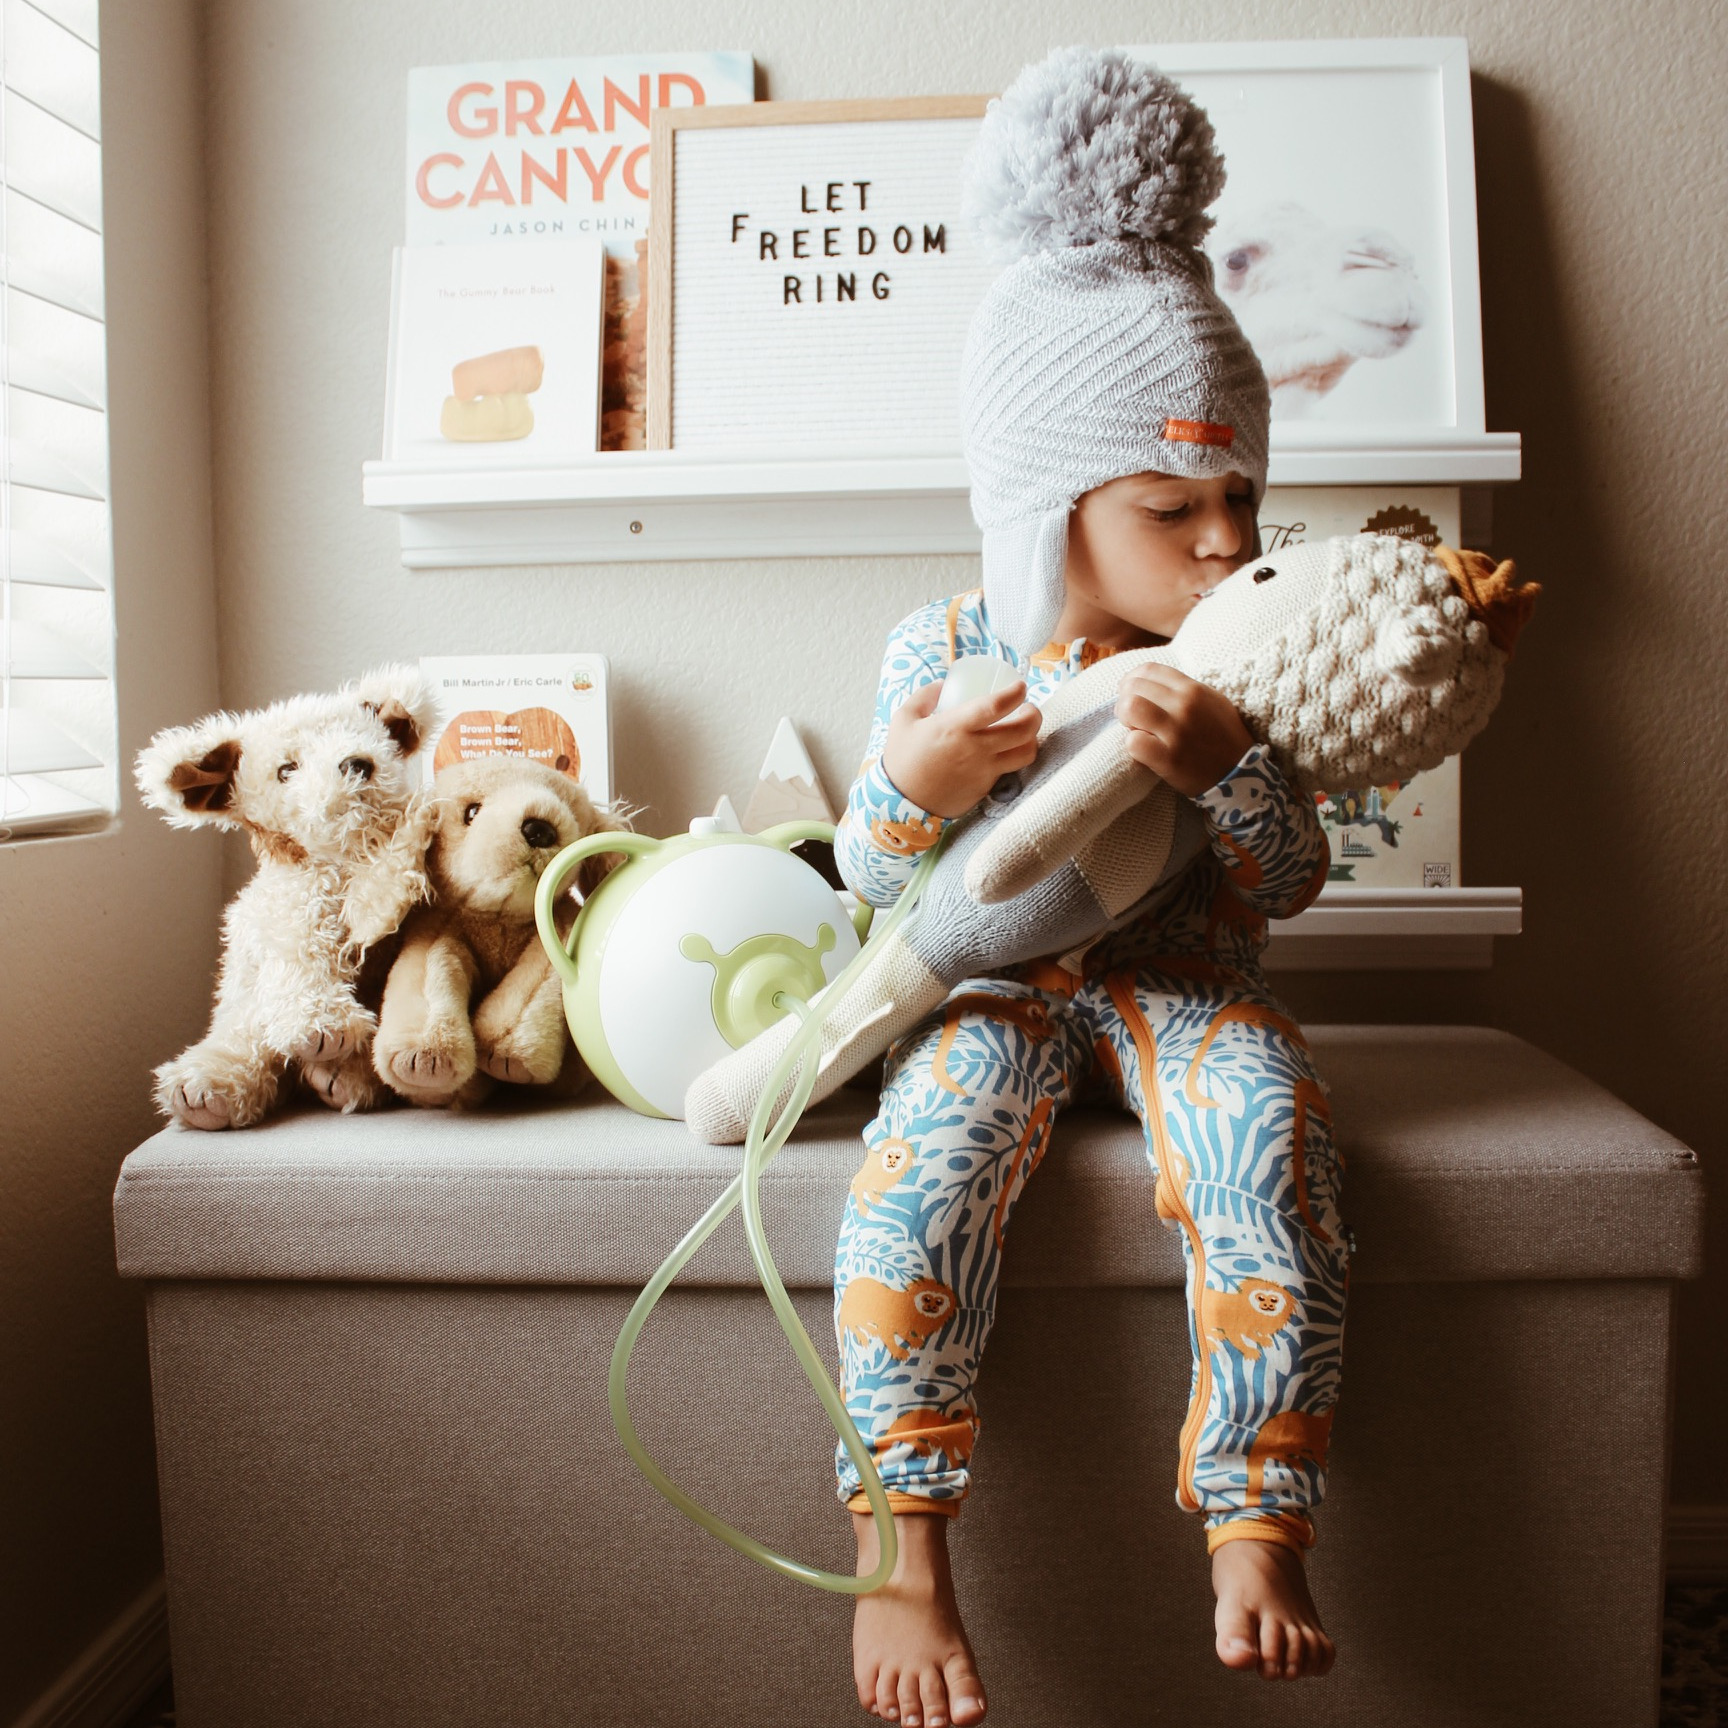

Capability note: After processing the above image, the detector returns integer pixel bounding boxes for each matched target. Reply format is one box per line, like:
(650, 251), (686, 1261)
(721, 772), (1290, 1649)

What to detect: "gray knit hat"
(960, 46), (1271, 655)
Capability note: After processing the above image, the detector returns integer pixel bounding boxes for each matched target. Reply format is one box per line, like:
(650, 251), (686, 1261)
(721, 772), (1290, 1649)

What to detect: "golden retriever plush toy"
(372, 756), (619, 1108)
(136, 666), (439, 1128)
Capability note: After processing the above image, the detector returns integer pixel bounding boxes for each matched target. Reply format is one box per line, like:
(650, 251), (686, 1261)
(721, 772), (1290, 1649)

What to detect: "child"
(830, 49), (1349, 1726)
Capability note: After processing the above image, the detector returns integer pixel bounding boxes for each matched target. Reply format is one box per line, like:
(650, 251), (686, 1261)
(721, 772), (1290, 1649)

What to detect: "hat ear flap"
(981, 506), (1069, 658)
(135, 720), (245, 828)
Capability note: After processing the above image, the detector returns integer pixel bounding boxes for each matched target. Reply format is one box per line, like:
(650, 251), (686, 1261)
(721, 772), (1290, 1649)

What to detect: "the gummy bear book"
(384, 240), (606, 463)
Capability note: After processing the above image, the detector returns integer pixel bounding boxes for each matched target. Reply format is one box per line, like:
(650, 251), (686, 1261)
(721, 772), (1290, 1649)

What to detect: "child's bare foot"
(852, 1511), (987, 1726)
(1211, 1537), (1336, 1679)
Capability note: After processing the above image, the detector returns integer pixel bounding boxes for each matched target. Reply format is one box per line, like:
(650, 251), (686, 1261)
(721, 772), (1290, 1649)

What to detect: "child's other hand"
(1115, 665), (1254, 798)
(882, 678), (1039, 817)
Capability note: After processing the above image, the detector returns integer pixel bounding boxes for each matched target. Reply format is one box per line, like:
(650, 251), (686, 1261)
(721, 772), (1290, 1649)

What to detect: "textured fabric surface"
(144, 1276), (1676, 1728)
(114, 1027), (1703, 1288)
(1073, 773), (1185, 915)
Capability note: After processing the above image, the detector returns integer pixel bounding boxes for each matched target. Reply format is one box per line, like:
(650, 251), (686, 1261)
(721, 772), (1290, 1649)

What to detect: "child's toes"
(876, 1667), (901, 1721)
(943, 1654), (987, 1724)
(897, 1667), (925, 1725)
(1306, 1625), (1337, 1676)
(855, 1664), (879, 1713)
(920, 1665), (950, 1728)
(1259, 1615), (1286, 1679)
(1215, 1606), (1260, 1671)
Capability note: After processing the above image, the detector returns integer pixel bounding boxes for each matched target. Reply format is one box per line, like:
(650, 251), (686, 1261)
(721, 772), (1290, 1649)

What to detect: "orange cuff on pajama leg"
(1205, 1511), (1317, 1556)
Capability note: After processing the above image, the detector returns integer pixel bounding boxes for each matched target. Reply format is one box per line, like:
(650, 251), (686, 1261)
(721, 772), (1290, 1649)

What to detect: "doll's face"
(1056, 470), (1258, 651)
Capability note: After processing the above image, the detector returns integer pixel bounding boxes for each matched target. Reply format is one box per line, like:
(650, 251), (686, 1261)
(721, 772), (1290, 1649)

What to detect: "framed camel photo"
(1129, 38), (1484, 435)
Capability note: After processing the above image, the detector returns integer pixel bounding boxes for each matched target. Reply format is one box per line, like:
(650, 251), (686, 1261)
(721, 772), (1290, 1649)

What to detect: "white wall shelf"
(361, 433), (1521, 568)
(1263, 886), (1522, 970)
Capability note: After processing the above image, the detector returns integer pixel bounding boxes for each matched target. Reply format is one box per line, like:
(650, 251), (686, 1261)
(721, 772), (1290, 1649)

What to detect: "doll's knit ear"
(1437, 546), (1541, 658)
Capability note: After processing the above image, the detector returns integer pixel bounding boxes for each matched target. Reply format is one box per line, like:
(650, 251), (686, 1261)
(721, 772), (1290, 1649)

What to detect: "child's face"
(1060, 470), (1258, 647)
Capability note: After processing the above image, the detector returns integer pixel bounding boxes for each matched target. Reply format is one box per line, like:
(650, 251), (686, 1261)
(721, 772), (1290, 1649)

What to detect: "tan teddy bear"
(372, 756), (621, 1108)
(135, 666), (439, 1129)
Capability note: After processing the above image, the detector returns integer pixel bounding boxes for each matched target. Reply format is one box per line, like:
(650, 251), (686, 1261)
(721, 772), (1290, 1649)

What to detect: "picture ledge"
(1265, 885), (1523, 972)
(362, 432), (1521, 568)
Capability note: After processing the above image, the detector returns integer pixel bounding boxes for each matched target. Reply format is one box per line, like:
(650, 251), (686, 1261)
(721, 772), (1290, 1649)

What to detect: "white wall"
(0, 2), (219, 1716)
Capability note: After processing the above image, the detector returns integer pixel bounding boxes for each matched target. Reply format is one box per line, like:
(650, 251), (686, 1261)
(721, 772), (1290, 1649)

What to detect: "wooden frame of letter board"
(646, 96), (993, 451)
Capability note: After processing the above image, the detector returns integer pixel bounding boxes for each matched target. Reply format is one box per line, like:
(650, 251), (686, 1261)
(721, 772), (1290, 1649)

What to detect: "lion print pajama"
(830, 590), (1351, 1554)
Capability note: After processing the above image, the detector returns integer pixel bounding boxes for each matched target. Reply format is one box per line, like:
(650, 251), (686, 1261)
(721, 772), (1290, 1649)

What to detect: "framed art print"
(1128, 38), (1484, 436)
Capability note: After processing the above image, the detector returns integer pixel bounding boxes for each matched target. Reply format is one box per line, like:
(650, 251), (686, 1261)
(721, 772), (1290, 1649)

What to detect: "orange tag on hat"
(1162, 418), (1235, 449)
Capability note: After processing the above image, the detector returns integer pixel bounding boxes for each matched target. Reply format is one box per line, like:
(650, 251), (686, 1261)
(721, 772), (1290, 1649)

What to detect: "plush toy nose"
(340, 756), (375, 782)
(521, 817), (560, 850)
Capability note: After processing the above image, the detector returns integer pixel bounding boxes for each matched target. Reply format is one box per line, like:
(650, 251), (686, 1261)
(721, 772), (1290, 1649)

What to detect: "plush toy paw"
(164, 1077), (233, 1131)
(301, 1051), (387, 1114)
(289, 1009), (377, 1068)
(374, 1015), (478, 1105)
(474, 1028), (564, 1087)
(154, 1048), (279, 1131)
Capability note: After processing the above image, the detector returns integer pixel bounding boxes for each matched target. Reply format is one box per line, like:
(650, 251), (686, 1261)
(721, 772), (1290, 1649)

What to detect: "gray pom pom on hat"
(960, 46), (1271, 656)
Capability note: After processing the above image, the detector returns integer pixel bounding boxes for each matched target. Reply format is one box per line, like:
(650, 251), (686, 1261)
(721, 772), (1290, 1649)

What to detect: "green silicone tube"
(607, 832), (949, 1593)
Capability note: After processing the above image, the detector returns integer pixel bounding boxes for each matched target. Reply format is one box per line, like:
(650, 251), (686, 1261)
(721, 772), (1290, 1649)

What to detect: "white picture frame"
(1127, 38), (1485, 440)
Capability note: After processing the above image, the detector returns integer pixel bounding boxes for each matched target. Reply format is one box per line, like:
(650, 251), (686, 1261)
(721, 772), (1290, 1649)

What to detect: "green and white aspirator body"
(535, 818), (864, 1121)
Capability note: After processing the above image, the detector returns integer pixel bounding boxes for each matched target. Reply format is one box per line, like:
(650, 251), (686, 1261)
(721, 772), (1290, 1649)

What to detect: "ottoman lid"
(113, 1027), (1703, 1288)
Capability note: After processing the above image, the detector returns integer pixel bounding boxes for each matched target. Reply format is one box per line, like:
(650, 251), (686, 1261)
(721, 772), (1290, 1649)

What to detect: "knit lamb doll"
(683, 532), (1537, 1143)
(136, 666), (439, 1128)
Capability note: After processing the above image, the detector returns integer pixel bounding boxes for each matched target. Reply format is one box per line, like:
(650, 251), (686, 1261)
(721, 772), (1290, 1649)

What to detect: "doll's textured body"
(969, 534), (1536, 905)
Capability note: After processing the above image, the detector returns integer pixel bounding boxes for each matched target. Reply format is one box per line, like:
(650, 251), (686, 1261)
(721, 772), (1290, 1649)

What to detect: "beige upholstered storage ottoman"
(115, 1027), (1703, 1728)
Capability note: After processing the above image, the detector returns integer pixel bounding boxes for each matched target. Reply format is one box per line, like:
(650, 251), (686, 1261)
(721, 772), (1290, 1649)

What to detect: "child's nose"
(1196, 510), (1245, 563)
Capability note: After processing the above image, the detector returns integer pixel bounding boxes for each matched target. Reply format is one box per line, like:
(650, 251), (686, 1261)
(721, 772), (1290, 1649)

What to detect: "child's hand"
(882, 678), (1039, 817)
(1115, 665), (1254, 798)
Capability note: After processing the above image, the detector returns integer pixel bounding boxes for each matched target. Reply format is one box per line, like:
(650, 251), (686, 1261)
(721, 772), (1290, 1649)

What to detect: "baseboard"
(1669, 1504), (1728, 1582)
(10, 1579), (169, 1728)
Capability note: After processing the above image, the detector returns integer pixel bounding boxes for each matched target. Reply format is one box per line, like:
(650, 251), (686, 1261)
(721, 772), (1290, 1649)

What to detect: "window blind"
(1, 0), (112, 840)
